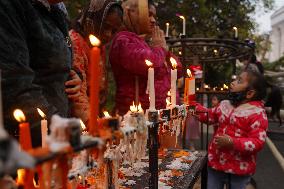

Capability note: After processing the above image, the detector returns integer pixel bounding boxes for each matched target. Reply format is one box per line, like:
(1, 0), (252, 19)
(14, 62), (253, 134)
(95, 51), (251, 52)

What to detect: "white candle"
(37, 108), (48, 147)
(145, 60), (155, 111)
(179, 16), (186, 35)
(166, 23), (170, 37)
(233, 27), (238, 38)
(170, 57), (177, 107)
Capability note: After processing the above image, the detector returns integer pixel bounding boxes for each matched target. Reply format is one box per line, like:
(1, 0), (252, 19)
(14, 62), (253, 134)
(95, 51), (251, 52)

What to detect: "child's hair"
(244, 70), (267, 101)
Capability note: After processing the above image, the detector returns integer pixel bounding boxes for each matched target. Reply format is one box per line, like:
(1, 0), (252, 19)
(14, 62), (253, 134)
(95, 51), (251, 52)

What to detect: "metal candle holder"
(147, 110), (159, 189)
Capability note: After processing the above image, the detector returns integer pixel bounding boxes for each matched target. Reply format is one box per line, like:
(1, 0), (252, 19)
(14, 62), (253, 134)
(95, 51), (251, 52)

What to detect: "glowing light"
(145, 60), (153, 67)
(80, 119), (86, 131)
(170, 57), (177, 69)
(13, 109), (26, 122)
(89, 34), (101, 47)
(103, 111), (111, 118)
(37, 108), (46, 119)
(179, 15), (185, 20)
(187, 69), (192, 78)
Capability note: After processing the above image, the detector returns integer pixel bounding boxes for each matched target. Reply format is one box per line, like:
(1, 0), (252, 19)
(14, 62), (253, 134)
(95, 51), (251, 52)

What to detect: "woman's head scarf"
(77, 0), (122, 37)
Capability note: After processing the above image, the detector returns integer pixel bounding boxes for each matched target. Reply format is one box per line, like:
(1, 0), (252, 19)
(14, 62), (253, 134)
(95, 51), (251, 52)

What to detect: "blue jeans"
(207, 167), (251, 189)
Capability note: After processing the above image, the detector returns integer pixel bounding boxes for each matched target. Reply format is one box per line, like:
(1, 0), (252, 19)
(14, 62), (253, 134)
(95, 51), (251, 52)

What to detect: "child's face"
(230, 72), (249, 93)
(211, 97), (219, 107)
(230, 72), (256, 100)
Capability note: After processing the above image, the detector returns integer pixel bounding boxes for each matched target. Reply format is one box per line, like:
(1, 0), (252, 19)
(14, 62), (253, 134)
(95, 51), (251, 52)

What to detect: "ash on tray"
(124, 179), (136, 186)
(158, 181), (173, 189)
(166, 153), (197, 170)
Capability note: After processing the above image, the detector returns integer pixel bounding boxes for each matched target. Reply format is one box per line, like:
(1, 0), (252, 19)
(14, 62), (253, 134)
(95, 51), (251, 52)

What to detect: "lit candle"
(13, 109), (32, 151)
(170, 57), (177, 107)
(233, 27), (238, 38)
(184, 69), (195, 105)
(17, 169), (25, 186)
(166, 23), (170, 37)
(89, 35), (101, 136)
(130, 101), (143, 113)
(145, 60), (155, 111)
(37, 108), (48, 147)
(179, 15), (186, 36)
(80, 119), (87, 131)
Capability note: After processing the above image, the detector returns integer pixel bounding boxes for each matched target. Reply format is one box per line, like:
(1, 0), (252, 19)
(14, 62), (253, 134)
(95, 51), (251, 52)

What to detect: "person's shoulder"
(113, 31), (141, 42)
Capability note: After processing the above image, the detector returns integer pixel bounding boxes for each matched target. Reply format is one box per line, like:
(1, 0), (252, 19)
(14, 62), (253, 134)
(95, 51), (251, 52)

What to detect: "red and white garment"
(195, 100), (268, 175)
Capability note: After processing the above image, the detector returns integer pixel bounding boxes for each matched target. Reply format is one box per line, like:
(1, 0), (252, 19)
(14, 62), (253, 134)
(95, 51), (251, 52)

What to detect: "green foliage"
(155, 0), (274, 38)
(263, 56), (284, 71)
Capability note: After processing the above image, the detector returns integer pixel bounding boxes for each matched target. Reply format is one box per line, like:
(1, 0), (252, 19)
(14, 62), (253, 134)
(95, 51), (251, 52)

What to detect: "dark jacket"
(0, 0), (72, 146)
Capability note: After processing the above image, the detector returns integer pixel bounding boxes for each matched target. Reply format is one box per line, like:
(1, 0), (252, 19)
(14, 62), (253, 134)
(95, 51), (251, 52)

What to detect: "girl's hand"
(65, 70), (82, 101)
(215, 134), (234, 149)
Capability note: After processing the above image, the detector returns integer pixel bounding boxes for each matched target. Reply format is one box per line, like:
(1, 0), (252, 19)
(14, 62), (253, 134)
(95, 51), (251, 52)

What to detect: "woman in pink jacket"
(109, 0), (182, 115)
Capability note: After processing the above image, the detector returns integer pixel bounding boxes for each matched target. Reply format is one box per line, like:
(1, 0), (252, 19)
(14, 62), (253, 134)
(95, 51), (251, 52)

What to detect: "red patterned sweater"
(196, 100), (268, 175)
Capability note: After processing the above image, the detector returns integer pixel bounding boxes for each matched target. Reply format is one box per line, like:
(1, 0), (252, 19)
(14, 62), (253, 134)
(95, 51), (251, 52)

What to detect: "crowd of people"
(0, 0), (281, 189)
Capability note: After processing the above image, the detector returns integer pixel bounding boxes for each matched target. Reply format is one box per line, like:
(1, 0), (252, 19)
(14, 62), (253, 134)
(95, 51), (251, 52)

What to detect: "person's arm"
(193, 102), (220, 125)
(0, 1), (59, 122)
(232, 113), (268, 155)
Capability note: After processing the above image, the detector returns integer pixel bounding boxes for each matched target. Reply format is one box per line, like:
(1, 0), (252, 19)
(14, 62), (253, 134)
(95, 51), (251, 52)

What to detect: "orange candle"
(13, 109), (32, 150)
(88, 35), (101, 136)
(184, 69), (195, 105)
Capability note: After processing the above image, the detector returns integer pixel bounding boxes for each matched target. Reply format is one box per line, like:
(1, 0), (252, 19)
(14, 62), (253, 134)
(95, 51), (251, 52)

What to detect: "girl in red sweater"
(193, 70), (268, 189)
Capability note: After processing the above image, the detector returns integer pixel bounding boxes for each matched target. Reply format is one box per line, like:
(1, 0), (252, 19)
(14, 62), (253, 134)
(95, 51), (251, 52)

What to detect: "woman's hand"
(65, 70), (82, 101)
(151, 26), (167, 50)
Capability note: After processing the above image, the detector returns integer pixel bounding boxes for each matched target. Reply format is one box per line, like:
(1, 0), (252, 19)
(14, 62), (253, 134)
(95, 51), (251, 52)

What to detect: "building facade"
(269, 6), (284, 62)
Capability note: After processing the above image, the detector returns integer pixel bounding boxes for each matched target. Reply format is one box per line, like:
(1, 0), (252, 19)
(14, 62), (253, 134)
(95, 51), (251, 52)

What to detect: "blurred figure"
(265, 84), (283, 126)
(69, 0), (123, 123)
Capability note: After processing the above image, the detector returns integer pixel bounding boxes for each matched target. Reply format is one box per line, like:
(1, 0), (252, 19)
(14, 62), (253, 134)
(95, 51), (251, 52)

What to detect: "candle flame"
(166, 22), (170, 26)
(204, 84), (209, 89)
(130, 101), (137, 112)
(130, 102), (143, 113)
(89, 34), (101, 47)
(214, 49), (218, 54)
(167, 91), (171, 96)
(13, 109), (26, 123)
(187, 69), (192, 78)
(80, 119), (86, 131)
(33, 178), (40, 188)
(17, 169), (25, 185)
(145, 60), (153, 67)
(196, 87), (200, 91)
(170, 57), (177, 69)
(179, 15), (185, 20)
(103, 111), (111, 118)
(178, 51), (182, 55)
(233, 26), (237, 31)
(37, 108), (46, 119)
(166, 98), (171, 107)
(221, 88), (224, 91)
